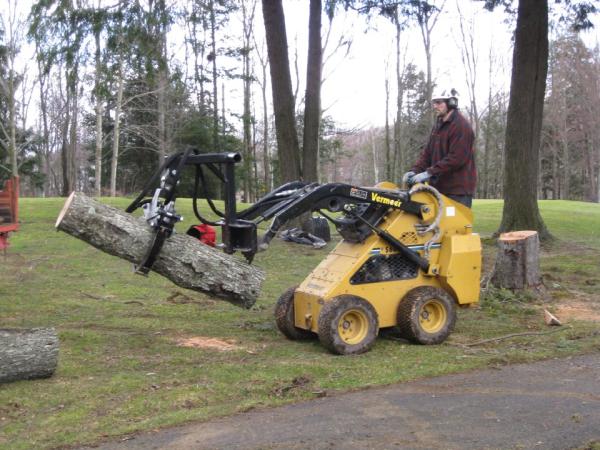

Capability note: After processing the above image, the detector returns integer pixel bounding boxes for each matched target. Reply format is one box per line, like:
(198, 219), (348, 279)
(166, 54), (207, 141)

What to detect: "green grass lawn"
(1, 197), (599, 449)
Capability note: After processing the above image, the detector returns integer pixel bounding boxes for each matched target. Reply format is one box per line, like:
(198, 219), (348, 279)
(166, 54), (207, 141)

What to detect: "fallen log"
(0, 328), (59, 383)
(491, 230), (541, 290)
(56, 192), (264, 308)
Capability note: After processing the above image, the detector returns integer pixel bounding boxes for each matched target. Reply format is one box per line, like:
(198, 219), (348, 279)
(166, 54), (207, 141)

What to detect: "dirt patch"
(553, 292), (600, 323)
(175, 336), (242, 352)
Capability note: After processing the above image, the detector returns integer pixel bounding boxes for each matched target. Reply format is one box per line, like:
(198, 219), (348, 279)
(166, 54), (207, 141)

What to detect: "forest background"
(1, 0), (599, 210)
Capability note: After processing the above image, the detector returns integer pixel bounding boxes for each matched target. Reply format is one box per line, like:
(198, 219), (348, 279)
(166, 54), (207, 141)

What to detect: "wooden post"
(56, 192), (264, 309)
(0, 328), (59, 383)
(491, 230), (541, 290)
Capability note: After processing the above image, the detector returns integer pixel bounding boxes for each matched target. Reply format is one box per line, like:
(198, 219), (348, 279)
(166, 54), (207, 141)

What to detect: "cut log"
(56, 192), (264, 308)
(491, 230), (541, 290)
(0, 328), (59, 383)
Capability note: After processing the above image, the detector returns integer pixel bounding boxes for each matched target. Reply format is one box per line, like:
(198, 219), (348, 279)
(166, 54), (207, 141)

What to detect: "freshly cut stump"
(0, 328), (59, 383)
(56, 192), (264, 308)
(491, 230), (541, 290)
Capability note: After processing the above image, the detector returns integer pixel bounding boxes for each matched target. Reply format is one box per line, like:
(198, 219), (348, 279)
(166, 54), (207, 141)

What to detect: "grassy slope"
(0, 198), (599, 449)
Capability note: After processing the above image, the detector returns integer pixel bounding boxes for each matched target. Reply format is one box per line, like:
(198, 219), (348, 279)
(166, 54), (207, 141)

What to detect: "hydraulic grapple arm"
(126, 150), (431, 270)
(256, 183), (422, 249)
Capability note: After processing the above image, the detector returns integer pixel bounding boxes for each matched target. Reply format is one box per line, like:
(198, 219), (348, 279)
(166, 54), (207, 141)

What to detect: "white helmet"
(432, 88), (459, 108)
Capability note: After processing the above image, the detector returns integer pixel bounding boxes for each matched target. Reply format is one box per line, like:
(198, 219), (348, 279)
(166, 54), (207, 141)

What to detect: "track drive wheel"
(274, 286), (316, 340)
(397, 286), (456, 345)
(318, 295), (378, 355)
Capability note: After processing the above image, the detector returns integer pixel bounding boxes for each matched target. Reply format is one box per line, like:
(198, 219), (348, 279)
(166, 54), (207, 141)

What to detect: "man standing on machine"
(402, 88), (477, 208)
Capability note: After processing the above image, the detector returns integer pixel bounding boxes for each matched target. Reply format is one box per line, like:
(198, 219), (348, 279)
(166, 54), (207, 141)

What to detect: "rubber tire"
(312, 216), (331, 242)
(318, 295), (379, 355)
(397, 286), (456, 345)
(274, 286), (316, 340)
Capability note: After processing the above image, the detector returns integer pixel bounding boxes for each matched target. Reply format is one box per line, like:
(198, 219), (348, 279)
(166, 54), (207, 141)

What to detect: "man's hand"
(411, 171), (431, 184)
(402, 171), (415, 184)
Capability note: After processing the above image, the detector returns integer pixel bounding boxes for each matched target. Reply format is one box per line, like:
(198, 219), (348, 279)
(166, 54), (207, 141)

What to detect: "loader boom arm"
(127, 150), (429, 269)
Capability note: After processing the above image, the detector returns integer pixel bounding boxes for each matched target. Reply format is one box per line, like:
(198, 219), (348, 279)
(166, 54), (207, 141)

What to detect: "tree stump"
(56, 192), (264, 309)
(0, 328), (59, 383)
(491, 230), (541, 290)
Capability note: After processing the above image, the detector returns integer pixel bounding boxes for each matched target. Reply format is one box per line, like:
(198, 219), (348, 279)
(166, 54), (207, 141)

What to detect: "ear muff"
(447, 97), (458, 109)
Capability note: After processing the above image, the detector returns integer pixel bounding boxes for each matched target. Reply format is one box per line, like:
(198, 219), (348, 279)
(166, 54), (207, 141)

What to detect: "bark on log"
(56, 192), (264, 308)
(0, 328), (59, 383)
(491, 230), (541, 290)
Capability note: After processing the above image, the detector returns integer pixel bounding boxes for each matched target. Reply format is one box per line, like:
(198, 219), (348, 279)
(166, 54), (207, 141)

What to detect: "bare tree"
(0, 0), (22, 176)
(302, 0), (323, 183)
(253, 38), (272, 194)
(413, 0), (446, 107)
(241, 0), (256, 201)
(455, 1), (479, 138)
(110, 50), (124, 197)
(93, 2), (104, 196)
(384, 60), (392, 179)
(498, 0), (550, 238)
(261, 0), (301, 184)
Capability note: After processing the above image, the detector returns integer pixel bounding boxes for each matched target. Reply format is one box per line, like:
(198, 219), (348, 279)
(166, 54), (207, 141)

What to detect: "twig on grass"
(461, 326), (571, 347)
(79, 291), (106, 301)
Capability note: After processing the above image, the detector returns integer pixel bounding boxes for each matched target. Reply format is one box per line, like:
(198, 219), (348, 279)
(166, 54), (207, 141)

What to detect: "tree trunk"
(94, 27), (103, 197)
(0, 328), (59, 383)
(584, 134), (597, 202)
(370, 129), (379, 183)
(302, 0), (322, 183)
(262, 0), (301, 184)
(157, 39), (168, 164)
(210, 0), (220, 151)
(384, 74), (391, 180)
(242, 0), (255, 202)
(61, 65), (73, 197)
(56, 192), (264, 309)
(498, 0), (551, 239)
(258, 47), (271, 194)
(70, 85), (80, 191)
(110, 54), (124, 197)
(491, 231), (541, 290)
(36, 45), (51, 197)
(394, 13), (405, 179)
(8, 55), (17, 177)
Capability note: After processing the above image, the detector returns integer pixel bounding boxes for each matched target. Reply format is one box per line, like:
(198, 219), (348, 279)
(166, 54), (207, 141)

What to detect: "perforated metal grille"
(399, 232), (418, 245)
(350, 254), (419, 284)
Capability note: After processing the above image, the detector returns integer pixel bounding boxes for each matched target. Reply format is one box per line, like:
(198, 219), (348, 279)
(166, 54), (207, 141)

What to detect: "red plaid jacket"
(411, 110), (477, 196)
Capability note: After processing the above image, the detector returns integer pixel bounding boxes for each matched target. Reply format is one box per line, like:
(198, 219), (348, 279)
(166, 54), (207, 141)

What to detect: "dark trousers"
(446, 194), (472, 208)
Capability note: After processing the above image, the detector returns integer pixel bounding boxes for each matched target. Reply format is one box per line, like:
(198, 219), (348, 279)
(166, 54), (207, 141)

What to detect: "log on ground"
(491, 230), (541, 290)
(0, 328), (59, 383)
(56, 192), (264, 308)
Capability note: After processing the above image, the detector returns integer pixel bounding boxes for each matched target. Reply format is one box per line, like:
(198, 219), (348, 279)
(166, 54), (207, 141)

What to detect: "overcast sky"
(8, 0), (600, 131)
(282, 1), (511, 128)
(277, 1), (599, 129)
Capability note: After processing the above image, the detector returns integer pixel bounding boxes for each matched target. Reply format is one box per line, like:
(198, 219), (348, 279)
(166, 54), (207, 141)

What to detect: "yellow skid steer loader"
(127, 150), (481, 355)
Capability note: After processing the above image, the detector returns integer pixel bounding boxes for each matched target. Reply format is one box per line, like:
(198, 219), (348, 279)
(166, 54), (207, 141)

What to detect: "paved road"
(87, 354), (600, 450)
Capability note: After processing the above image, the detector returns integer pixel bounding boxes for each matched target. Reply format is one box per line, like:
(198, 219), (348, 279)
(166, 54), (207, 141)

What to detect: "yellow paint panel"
(437, 234), (482, 303)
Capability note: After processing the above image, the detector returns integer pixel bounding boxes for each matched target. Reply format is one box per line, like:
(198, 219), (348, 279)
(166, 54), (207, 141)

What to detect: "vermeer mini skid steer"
(127, 150), (481, 355)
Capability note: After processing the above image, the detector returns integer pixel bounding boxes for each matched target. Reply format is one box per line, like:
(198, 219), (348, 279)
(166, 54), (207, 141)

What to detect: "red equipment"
(186, 224), (216, 247)
(0, 176), (19, 251)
